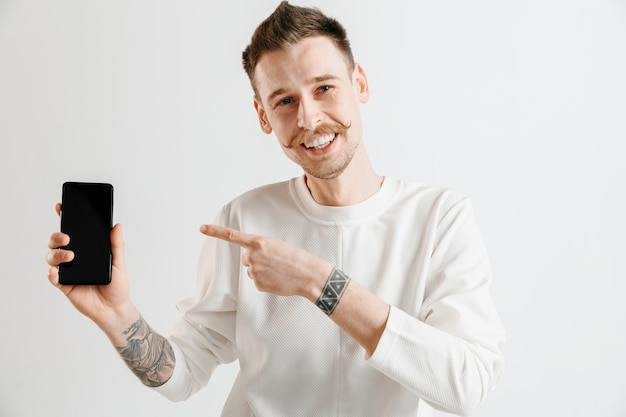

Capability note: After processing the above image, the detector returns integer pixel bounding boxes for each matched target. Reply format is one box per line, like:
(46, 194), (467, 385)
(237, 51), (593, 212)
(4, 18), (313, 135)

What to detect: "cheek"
(268, 110), (298, 142)
(327, 93), (356, 120)
(271, 123), (290, 146)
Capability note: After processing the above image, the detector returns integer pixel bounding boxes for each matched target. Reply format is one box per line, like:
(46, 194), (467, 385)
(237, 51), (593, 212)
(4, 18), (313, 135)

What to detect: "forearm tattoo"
(315, 267), (351, 315)
(116, 318), (175, 387)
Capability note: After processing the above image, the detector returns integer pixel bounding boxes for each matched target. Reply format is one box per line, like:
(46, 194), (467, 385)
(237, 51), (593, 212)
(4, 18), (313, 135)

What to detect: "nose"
(297, 96), (322, 131)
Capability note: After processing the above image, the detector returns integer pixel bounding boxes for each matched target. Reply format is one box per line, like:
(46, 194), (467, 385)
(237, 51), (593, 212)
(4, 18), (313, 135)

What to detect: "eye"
(277, 97), (294, 107)
(317, 85), (332, 94)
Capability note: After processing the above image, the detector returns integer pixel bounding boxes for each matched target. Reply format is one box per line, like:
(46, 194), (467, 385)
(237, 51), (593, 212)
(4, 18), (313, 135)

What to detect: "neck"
(304, 146), (383, 206)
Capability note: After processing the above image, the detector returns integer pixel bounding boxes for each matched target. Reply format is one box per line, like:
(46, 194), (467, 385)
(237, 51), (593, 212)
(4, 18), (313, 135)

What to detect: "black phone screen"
(59, 182), (113, 285)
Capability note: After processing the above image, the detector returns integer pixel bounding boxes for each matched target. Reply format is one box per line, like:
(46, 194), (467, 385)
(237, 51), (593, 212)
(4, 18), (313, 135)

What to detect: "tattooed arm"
(47, 215), (175, 388)
(116, 317), (175, 387)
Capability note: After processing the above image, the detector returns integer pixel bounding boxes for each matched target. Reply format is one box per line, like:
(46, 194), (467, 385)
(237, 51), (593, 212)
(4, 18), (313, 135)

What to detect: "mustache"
(284, 120), (352, 149)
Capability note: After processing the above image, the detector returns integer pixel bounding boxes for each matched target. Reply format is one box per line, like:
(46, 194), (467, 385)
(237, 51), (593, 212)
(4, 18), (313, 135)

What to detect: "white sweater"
(154, 176), (505, 417)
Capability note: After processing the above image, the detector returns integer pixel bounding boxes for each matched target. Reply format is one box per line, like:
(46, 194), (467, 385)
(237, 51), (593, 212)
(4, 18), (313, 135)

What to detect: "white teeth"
(305, 134), (335, 149)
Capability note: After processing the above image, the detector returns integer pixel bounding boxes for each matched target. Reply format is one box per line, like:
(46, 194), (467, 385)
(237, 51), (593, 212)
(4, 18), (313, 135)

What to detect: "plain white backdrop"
(1, 0), (625, 416)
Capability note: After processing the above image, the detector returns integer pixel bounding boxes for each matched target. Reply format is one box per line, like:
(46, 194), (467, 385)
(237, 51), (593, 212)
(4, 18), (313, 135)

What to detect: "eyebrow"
(266, 74), (341, 104)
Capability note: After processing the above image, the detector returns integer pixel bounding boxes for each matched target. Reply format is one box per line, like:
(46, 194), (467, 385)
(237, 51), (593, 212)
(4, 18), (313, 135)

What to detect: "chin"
(304, 162), (349, 180)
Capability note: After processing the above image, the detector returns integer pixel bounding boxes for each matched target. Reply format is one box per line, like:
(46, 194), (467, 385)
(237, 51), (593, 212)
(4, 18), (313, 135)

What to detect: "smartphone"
(59, 182), (114, 285)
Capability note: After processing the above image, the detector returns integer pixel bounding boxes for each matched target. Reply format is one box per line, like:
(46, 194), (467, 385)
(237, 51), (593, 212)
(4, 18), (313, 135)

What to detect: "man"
(46, 2), (505, 416)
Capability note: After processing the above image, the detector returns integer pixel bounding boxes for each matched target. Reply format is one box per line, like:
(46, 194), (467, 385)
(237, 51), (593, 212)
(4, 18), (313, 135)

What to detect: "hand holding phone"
(59, 182), (114, 285)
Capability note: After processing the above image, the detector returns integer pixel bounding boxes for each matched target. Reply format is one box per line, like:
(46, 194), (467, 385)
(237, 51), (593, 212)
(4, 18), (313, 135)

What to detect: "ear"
(254, 97), (273, 134)
(353, 63), (370, 104)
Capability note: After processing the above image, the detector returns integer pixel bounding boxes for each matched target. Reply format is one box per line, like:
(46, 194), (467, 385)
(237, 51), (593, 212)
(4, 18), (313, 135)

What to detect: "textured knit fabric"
(153, 176), (505, 417)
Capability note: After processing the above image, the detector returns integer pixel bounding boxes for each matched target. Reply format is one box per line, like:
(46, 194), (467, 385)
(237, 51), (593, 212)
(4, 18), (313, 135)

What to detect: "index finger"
(200, 224), (256, 248)
(48, 232), (70, 250)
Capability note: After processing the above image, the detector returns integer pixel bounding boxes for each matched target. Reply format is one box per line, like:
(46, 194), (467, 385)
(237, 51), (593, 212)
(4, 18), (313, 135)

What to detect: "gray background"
(1, 0), (625, 416)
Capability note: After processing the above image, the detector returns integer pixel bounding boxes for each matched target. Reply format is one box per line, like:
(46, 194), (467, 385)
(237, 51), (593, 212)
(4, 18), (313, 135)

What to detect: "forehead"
(254, 36), (350, 101)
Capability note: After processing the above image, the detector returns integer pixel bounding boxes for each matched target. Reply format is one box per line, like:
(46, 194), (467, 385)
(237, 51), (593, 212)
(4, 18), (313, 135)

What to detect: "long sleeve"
(153, 208), (240, 402)
(367, 197), (505, 416)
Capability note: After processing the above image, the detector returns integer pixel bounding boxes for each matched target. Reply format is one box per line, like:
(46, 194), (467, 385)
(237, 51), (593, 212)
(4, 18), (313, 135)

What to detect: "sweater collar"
(290, 175), (399, 224)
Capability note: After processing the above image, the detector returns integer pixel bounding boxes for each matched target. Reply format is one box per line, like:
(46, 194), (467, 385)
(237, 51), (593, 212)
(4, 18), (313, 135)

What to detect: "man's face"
(253, 36), (369, 180)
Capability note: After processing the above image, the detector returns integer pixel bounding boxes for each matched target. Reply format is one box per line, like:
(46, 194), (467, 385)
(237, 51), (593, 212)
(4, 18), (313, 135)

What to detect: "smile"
(304, 133), (336, 150)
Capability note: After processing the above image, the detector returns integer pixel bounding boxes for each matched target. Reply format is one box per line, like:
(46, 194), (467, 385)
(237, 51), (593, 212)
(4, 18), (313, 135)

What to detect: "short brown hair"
(242, 1), (355, 97)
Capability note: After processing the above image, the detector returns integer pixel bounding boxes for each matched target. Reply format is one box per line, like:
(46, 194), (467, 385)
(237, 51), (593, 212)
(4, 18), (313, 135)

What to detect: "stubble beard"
(287, 120), (356, 180)
(302, 139), (360, 180)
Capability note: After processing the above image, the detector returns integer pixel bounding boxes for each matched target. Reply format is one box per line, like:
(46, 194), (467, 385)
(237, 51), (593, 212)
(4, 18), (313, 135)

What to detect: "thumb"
(110, 223), (126, 269)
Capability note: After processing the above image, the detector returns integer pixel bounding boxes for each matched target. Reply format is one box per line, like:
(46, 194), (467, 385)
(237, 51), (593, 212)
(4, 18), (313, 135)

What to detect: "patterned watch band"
(315, 267), (351, 316)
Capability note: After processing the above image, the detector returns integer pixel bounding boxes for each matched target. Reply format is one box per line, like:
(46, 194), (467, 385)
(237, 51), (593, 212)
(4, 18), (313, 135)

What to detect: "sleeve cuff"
(366, 304), (404, 365)
(151, 339), (192, 401)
